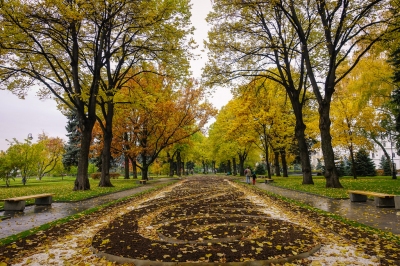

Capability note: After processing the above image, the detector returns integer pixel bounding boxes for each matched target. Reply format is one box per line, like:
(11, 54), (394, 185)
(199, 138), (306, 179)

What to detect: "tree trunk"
(265, 150), (272, 179)
(370, 135), (396, 179)
(212, 160), (216, 174)
(123, 132), (130, 179)
(202, 160), (206, 174)
(232, 157), (237, 175)
(274, 151), (281, 176)
(124, 154), (130, 179)
(291, 102), (314, 184)
(177, 151), (182, 176)
(99, 108), (114, 187)
(238, 154), (246, 176)
(74, 126), (92, 190)
(349, 144), (357, 179)
(227, 160), (232, 174)
(131, 157), (138, 179)
(319, 101), (343, 188)
(280, 149), (288, 177)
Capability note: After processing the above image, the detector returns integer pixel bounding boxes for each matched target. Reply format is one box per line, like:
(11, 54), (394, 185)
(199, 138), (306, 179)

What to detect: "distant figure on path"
(244, 166), (251, 184)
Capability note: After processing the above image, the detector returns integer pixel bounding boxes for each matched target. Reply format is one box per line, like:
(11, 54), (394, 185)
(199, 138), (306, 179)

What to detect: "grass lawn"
(259, 175), (400, 198)
(0, 175), (164, 209)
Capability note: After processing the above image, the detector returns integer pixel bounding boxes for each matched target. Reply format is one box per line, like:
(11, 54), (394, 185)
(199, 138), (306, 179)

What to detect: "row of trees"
(0, 0), (214, 190)
(202, 0), (400, 187)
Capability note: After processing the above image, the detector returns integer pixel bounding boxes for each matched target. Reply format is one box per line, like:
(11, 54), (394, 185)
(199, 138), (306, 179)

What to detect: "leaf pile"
(92, 177), (320, 263)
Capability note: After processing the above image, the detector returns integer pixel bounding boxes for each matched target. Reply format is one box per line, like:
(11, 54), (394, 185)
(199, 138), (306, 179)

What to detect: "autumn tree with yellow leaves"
(0, 0), (194, 190)
(204, 0), (397, 188)
(104, 72), (216, 180)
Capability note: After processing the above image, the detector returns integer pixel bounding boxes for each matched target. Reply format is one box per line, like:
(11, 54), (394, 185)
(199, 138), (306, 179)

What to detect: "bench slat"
(347, 190), (395, 198)
(2, 193), (55, 202)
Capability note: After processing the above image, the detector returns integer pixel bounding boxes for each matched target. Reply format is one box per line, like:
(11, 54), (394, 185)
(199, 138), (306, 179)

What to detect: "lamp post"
(390, 131), (397, 180)
(390, 140), (397, 179)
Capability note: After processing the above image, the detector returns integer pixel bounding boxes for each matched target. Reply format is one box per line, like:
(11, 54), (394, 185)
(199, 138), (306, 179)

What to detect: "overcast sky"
(0, 0), (232, 151)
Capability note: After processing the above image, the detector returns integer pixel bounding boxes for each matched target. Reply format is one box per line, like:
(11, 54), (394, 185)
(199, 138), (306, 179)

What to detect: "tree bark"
(290, 100), (314, 184)
(227, 160), (232, 174)
(74, 125), (92, 190)
(232, 157), (237, 175)
(349, 144), (357, 179)
(274, 151), (280, 176)
(124, 154), (130, 179)
(177, 151), (182, 177)
(131, 157), (138, 179)
(99, 105), (114, 187)
(280, 149), (288, 177)
(319, 101), (343, 188)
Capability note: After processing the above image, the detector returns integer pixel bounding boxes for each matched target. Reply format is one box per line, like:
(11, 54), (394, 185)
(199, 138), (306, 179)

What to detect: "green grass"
(0, 182), (174, 246)
(259, 175), (400, 198)
(0, 175), (167, 209)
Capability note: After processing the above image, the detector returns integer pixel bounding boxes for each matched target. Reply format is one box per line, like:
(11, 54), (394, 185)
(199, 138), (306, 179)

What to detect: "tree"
(110, 74), (216, 180)
(0, 0), (194, 190)
(0, 151), (17, 187)
(379, 155), (392, 176)
(5, 137), (39, 185)
(355, 149), (376, 177)
(205, 0), (395, 188)
(35, 134), (65, 180)
(62, 112), (80, 173)
(204, 2), (314, 184)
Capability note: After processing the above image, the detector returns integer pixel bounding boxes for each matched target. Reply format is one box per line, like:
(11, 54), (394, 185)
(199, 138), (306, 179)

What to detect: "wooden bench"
(139, 180), (147, 184)
(264, 178), (274, 184)
(1, 193), (55, 211)
(348, 190), (397, 208)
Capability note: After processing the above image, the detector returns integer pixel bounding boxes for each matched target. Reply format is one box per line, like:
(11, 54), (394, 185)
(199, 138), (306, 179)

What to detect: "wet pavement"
(0, 177), (399, 240)
(255, 182), (400, 235)
(0, 178), (177, 239)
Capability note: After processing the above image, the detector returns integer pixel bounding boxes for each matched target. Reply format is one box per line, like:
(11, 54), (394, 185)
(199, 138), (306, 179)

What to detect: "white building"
(309, 140), (400, 170)
(370, 140), (399, 170)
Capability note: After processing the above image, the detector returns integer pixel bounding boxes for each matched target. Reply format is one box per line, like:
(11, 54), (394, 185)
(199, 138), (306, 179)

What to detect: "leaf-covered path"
(2, 176), (399, 265)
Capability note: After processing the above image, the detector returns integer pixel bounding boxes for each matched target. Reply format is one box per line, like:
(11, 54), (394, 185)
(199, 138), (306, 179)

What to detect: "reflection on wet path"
(256, 183), (400, 235)
(0, 179), (173, 239)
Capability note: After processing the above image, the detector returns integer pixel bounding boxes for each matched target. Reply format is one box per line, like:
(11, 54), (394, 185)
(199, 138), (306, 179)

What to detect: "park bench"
(347, 190), (398, 208)
(264, 178), (274, 184)
(1, 193), (55, 211)
(139, 180), (147, 184)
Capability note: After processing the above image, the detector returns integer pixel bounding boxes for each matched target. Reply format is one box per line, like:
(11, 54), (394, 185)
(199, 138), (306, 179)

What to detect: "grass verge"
(0, 181), (175, 246)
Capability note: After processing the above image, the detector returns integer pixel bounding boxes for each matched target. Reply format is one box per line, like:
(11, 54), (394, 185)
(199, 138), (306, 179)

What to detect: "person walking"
(244, 166), (251, 184)
(252, 172), (257, 185)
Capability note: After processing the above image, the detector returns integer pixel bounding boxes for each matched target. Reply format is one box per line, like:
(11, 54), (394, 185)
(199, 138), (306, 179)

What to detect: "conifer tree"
(355, 149), (376, 177)
(379, 155), (392, 176)
(62, 112), (80, 173)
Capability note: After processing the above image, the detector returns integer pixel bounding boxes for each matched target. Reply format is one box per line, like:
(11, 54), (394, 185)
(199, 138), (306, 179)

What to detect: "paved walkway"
(255, 182), (400, 235)
(1, 177), (399, 240)
(0, 178), (178, 239)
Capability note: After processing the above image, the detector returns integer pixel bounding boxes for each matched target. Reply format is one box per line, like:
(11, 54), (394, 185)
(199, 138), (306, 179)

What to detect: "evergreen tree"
(254, 163), (266, 175)
(62, 112), (81, 172)
(379, 155), (392, 176)
(355, 149), (376, 176)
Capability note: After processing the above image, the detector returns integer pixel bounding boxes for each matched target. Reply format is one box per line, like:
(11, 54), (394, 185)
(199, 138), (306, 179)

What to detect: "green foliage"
(62, 112), (80, 171)
(355, 149), (376, 176)
(254, 163), (266, 175)
(379, 155), (392, 176)
(0, 176), (143, 209)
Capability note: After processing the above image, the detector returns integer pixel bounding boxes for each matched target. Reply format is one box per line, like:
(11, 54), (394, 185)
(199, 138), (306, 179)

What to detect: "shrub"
(91, 172), (120, 179)
(110, 172), (120, 179)
(91, 172), (101, 179)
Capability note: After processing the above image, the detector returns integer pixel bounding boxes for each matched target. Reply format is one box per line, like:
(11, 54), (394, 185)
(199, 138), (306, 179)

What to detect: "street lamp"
(390, 133), (397, 180)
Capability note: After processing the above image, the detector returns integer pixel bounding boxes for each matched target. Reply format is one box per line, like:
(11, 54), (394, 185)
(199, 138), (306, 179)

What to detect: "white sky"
(0, 0), (232, 151)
